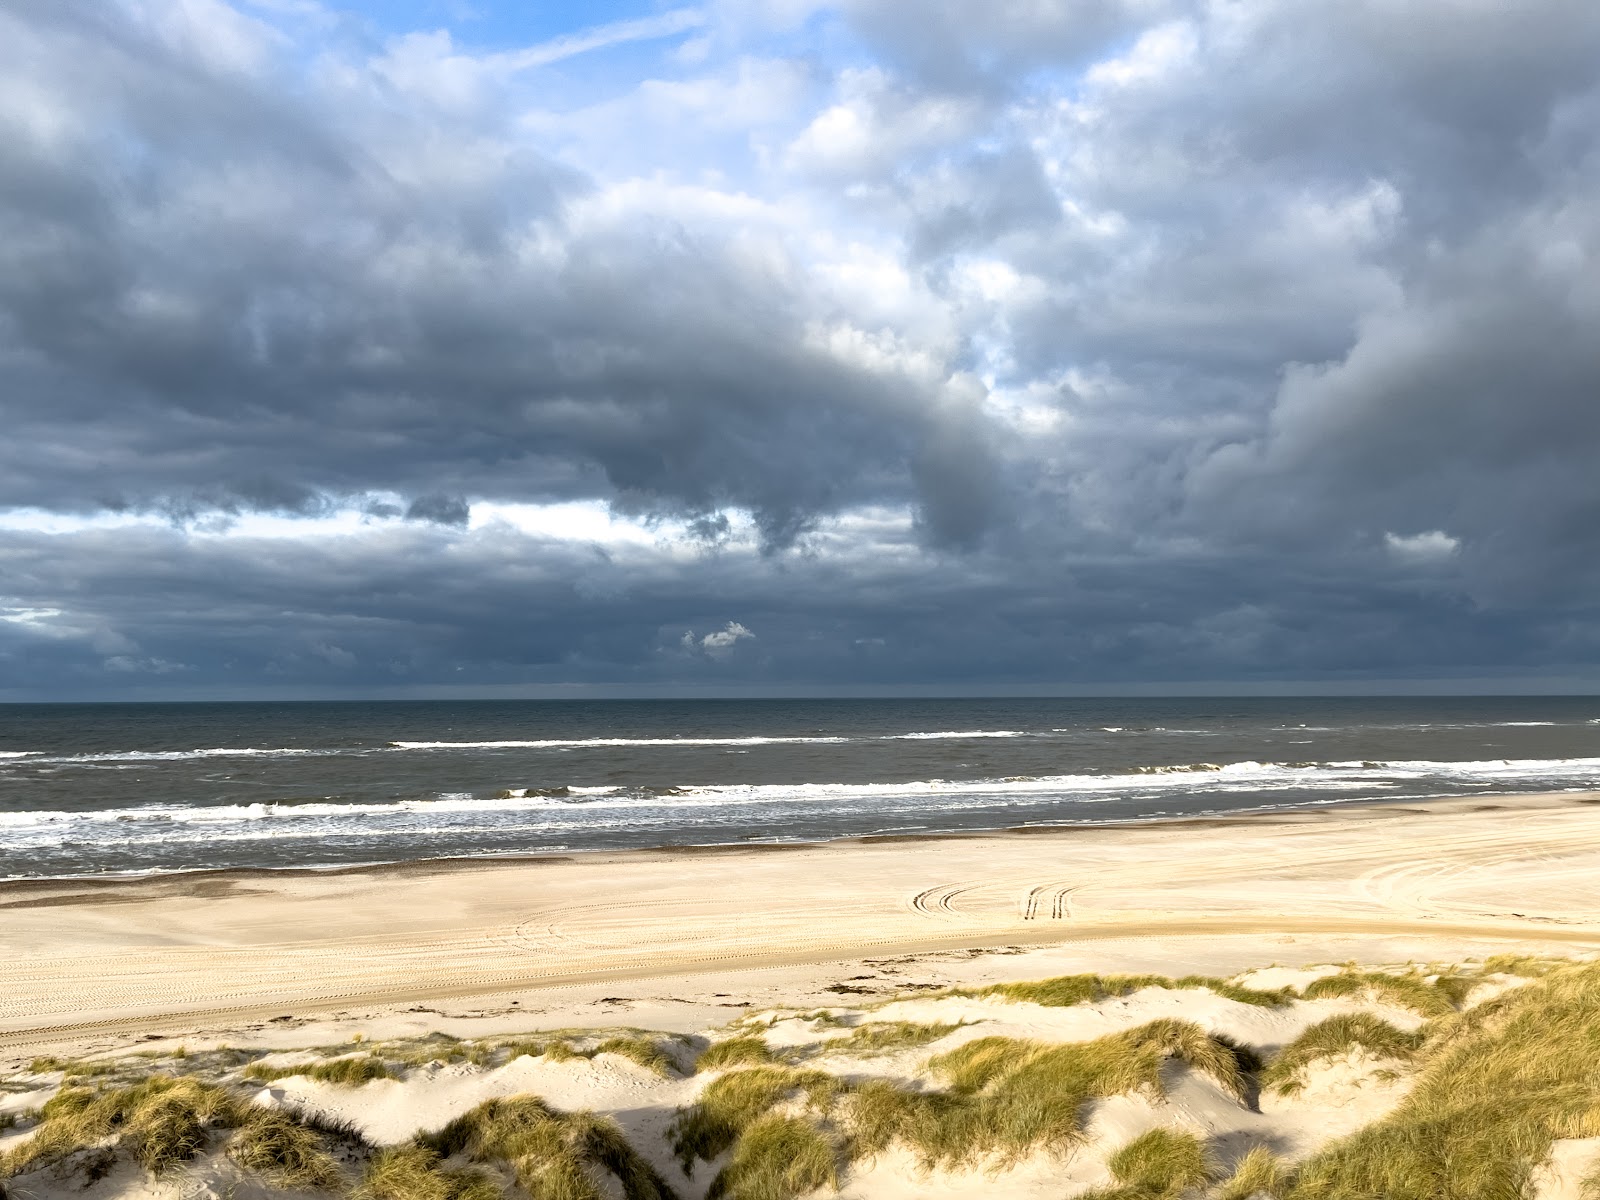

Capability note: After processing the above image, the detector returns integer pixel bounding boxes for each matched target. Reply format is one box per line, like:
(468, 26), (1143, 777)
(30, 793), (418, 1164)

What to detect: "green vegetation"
(1262, 1013), (1424, 1096)
(418, 1095), (676, 1200)
(1299, 970), (1465, 1017)
(705, 1115), (836, 1200)
(3, 1076), (244, 1176)
(27, 1057), (126, 1079)
(490, 1033), (681, 1076)
(813, 1020), (966, 1056)
(0, 1074), (360, 1190)
(227, 1109), (347, 1191)
(668, 1067), (841, 1176)
(1480, 953), (1562, 978)
(590, 1036), (678, 1076)
(1283, 961), (1600, 1198)
(1092, 1127), (1214, 1198)
(695, 1036), (781, 1072)
(1213, 1146), (1291, 1200)
(969, 973), (1291, 1010)
(670, 1019), (1255, 1197)
(246, 1054), (394, 1086)
(358, 1147), (502, 1200)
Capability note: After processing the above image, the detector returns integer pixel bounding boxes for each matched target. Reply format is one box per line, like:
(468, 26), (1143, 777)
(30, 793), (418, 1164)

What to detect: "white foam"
(888, 730), (1035, 740)
(32, 747), (334, 765)
(387, 736), (853, 749)
(0, 751), (38, 758)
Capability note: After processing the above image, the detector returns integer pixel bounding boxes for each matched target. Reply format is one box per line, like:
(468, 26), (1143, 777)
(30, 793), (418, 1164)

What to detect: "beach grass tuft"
(1101, 1127), (1214, 1196)
(1298, 969), (1464, 1017)
(812, 1020), (966, 1057)
(668, 1067), (841, 1175)
(968, 973), (1290, 1010)
(591, 1036), (678, 1077)
(245, 1054), (394, 1087)
(3, 1076), (244, 1176)
(1262, 1013), (1424, 1096)
(418, 1095), (676, 1200)
(1213, 1145), (1292, 1199)
(228, 1109), (348, 1191)
(705, 1114), (836, 1200)
(358, 1146), (503, 1200)
(1284, 960), (1600, 1198)
(695, 1037), (781, 1072)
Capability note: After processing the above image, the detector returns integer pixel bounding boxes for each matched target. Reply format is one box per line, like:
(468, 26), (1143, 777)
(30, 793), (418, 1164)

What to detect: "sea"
(2, 696), (1599, 879)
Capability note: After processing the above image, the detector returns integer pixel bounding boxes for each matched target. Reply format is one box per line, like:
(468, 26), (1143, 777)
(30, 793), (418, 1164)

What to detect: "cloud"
(686, 621), (756, 659)
(1, 0), (1599, 695)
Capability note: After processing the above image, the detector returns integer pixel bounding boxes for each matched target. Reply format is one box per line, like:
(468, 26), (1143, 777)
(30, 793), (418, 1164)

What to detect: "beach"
(7, 790), (1600, 1057)
(7, 790), (1600, 1197)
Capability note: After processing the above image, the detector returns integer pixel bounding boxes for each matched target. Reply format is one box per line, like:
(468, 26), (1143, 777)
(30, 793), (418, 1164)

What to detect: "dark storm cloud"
(0, 0), (991, 548)
(2, 0), (1600, 695)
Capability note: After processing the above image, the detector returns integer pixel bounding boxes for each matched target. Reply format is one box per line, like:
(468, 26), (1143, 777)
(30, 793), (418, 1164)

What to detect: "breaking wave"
(6, 756), (1599, 857)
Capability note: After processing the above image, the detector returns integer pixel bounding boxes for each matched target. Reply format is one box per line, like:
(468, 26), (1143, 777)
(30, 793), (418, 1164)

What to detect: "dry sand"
(6, 791), (1600, 1197)
(6, 791), (1600, 1061)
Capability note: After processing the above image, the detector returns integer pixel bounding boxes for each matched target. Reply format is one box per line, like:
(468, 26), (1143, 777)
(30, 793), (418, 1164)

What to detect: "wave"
(389, 736), (854, 749)
(7, 756), (1599, 842)
(0, 751), (38, 759)
(889, 730), (1038, 740)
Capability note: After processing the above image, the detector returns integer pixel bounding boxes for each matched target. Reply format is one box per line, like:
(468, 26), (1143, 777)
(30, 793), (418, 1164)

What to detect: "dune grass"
(1213, 1146), (1291, 1200)
(374, 1035), (492, 1069)
(1283, 960), (1600, 1198)
(227, 1109), (349, 1191)
(591, 1037), (678, 1076)
(418, 1095), (677, 1200)
(668, 1067), (842, 1176)
(705, 1114), (836, 1200)
(2, 1076), (245, 1176)
(846, 1023), (1247, 1172)
(811, 1021), (966, 1057)
(0, 1071), (372, 1190)
(491, 1034), (681, 1076)
(27, 1057), (125, 1078)
(1097, 1127), (1214, 1197)
(1480, 953), (1564, 978)
(695, 1037), (781, 1072)
(969, 973), (1290, 1010)
(358, 1146), (502, 1200)
(1262, 1013), (1424, 1096)
(245, 1054), (395, 1086)
(669, 1017), (1257, 1196)
(1298, 970), (1465, 1017)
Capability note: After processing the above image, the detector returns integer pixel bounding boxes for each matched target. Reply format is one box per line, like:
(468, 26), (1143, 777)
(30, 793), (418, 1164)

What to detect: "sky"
(1, 0), (1599, 700)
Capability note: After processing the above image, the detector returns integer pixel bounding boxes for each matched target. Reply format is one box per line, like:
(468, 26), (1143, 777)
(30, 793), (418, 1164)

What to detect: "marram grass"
(418, 1094), (677, 1200)
(1098, 1126), (1214, 1197)
(1299, 969), (1465, 1017)
(245, 1054), (394, 1086)
(1, 1074), (364, 1189)
(1283, 960), (1600, 1199)
(968, 972), (1291, 1010)
(670, 1019), (1257, 1196)
(695, 1036), (781, 1072)
(1262, 1012), (1424, 1096)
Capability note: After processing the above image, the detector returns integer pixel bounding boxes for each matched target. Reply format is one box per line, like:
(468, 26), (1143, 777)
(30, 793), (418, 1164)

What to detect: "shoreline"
(2, 784), (1585, 892)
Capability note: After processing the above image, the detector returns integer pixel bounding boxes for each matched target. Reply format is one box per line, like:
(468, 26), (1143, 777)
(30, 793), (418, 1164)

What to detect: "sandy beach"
(7, 790), (1600, 1060)
(8, 791), (1600, 1199)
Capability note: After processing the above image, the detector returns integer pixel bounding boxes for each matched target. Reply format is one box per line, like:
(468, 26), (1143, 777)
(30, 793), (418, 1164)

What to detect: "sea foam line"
(5, 756), (1599, 837)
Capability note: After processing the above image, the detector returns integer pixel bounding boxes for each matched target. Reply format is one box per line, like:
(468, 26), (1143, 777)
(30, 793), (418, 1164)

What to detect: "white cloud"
(690, 621), (756, 658)
(1385, 530), (1461, 564)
